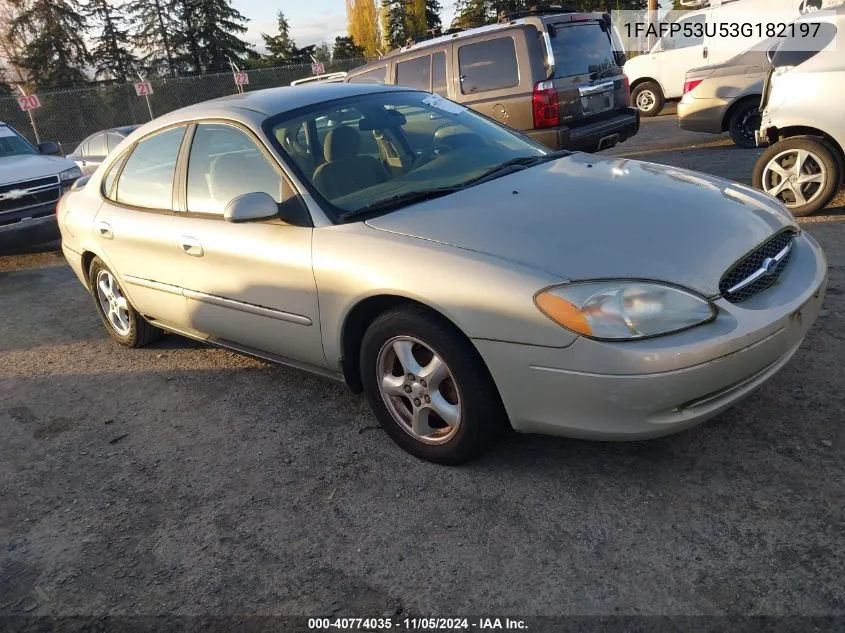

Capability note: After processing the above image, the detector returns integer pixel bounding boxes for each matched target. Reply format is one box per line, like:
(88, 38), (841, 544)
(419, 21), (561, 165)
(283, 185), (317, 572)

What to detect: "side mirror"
(224, 192), (279, 223)
(38, 141), (61, 156)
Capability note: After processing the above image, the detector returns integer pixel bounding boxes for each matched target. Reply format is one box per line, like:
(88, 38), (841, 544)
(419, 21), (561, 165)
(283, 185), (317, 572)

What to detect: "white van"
(625, 0), (841, 115)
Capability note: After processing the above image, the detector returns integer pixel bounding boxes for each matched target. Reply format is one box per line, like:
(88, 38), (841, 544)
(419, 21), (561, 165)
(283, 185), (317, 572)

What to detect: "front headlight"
(59, 166), (82, 182)
(535, 281), (716, 341)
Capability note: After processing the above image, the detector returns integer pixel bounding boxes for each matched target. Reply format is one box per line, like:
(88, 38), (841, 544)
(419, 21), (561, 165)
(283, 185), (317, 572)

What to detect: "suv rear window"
(549, 22), (616, 78)
(458, 37), (519, 94)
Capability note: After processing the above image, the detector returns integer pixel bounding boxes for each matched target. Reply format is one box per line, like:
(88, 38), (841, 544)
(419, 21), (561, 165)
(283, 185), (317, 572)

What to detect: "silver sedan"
(58, 84), (827, 464)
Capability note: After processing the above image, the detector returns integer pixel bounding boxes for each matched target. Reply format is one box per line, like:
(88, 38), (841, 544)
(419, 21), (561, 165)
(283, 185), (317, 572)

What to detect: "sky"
(232, 0), (460, 50)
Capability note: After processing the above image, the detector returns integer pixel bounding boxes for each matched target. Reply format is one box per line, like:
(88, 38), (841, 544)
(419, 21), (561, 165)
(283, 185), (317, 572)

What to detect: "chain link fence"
(0, 58), (370, 152)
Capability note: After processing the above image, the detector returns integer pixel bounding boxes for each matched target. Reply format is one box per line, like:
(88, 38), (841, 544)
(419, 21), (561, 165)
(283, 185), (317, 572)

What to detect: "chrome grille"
(0, 175), (61, 215)
(719, 230), (796, 303)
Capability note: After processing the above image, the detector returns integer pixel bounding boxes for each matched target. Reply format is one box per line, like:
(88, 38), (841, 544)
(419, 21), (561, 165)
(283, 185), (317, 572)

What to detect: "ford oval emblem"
(762, 257), (778, 275)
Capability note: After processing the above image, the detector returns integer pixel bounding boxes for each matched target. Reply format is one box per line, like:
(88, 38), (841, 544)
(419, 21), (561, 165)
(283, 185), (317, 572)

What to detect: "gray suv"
(346, 7), (640, 152)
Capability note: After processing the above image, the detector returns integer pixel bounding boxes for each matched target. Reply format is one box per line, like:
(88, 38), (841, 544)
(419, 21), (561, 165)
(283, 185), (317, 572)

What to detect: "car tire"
(632, 81), (664, 117)
(360, 305), (506, 465)
(88, 256), (162, 347)
(727, 99), (761, 149)
(753, 136), (842, 216)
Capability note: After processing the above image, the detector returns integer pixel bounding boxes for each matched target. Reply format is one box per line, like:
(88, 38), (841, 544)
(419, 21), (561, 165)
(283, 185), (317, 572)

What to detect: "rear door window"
(348, 66), (387, 84)
(397, 55), (432, 91)
(458, 37), (519, 94)
(549, 22), (616, 78)
(87, 134), (107, 156)
(115, 126), (186, 209)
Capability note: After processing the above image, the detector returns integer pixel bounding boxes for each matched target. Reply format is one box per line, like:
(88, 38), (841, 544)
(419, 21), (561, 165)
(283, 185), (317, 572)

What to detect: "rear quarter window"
(458, 37), (519, 94)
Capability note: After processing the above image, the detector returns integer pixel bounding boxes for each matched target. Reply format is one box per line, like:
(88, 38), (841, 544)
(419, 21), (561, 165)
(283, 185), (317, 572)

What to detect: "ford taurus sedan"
(58, 84), (827, 464)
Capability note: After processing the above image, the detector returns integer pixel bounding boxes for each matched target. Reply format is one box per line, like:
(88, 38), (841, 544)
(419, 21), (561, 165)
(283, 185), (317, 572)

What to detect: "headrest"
(325, 126), (362, 162)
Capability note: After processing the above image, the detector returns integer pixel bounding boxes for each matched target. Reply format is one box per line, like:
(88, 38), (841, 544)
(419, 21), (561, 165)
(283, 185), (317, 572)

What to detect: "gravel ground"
(1, 117), (844, 621)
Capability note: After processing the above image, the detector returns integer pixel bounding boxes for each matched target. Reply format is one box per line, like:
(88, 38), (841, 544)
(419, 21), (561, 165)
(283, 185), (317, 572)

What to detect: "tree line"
(0, 0), (370, 93)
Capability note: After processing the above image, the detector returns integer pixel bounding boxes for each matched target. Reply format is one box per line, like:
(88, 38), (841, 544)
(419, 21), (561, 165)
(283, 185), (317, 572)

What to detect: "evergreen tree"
(171, 0), (202, 73)
(11, 0), (89, 87)
(262, 10), (297, 64)
(87, 0), (137, 81)
(452, 0), (489, 28)
(127, 0), (178, 77)
(383, 0), (410, 49)
(194, 0), (252, 72)
(332, 35), (365, 60)
(313, 41), (332, 63)
(425, 0), (442, 32)
(346, 0), (380, 57)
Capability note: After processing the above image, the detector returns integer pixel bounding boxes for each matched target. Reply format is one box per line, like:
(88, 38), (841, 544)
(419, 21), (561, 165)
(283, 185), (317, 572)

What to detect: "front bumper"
(526, 108), (640, 153)
(0, 206), (60, 252)
(473, 231), (827, 440)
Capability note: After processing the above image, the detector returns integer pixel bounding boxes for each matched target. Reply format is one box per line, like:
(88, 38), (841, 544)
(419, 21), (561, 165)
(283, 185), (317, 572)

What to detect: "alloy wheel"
(96, 269), (131, 336)
(376, 336), (461, 445)
(762, 148), (828, 209)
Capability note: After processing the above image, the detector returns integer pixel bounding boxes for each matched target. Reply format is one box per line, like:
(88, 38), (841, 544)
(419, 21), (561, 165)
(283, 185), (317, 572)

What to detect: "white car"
(753, 8), (845, 215)
(626, 0), (841, 116)
(0, 122), (82, 250)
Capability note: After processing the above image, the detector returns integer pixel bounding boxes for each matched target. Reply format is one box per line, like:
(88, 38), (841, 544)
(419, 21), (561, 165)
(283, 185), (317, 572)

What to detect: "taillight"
(683, 79), (703, 95)
(532, 80), (559, 129)
(622, 75), (631, 105)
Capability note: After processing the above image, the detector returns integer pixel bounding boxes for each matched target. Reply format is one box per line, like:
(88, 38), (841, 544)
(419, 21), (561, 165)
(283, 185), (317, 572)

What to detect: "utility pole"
(648, 0), (659, 52)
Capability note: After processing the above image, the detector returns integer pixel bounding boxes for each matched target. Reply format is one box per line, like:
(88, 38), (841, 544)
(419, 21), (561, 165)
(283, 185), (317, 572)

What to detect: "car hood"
(0, 154), (76, 182)
(365, 153), (796, 297)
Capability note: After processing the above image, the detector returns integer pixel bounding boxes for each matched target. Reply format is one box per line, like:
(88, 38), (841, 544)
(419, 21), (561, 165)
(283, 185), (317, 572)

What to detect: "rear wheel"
(360, 305), (505, 465)
(753, 136), (842, 216)
(727, 99), (762, 149)
(632, 81), (664, 117)
(88, 257), (162, 347)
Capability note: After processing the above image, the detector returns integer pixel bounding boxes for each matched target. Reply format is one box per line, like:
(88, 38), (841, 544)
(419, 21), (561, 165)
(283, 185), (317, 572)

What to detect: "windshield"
(265, 90), (549, 218)
(0, 125), (38, 158)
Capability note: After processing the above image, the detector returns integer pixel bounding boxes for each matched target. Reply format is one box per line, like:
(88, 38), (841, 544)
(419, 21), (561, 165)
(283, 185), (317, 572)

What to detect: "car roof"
(126, 84), (411, 141)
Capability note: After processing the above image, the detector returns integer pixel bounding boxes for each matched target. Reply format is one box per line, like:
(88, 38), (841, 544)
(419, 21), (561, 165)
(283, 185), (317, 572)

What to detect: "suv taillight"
(622, 75), (631, 105)
(683, 79), (703, 95)
(532, 80), (559, 129)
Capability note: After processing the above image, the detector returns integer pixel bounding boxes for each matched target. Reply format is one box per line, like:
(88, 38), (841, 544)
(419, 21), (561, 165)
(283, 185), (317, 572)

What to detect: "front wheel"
(632, 81), (665, 117)
(753, 136), (842, 216)
(360, 305), (505, 464)
(727, 100), (761, 149)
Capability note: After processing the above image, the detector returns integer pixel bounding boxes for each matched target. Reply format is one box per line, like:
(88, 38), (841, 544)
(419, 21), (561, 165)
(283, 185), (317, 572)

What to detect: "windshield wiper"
(339, 186), (464, 222)
(461, 151), (571, 187)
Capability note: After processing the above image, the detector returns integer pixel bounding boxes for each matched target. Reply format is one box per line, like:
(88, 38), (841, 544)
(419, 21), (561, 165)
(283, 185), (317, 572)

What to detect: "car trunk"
(546, 19), (629, 126)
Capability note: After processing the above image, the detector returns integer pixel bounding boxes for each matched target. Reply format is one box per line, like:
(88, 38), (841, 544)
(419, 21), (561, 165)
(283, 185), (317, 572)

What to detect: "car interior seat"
(312, 126), (390, 200)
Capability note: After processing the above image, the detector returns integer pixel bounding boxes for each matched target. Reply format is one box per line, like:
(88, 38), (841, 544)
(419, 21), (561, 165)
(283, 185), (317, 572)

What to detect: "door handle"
(178, 236), (204, 257)
(96, 221), (113, 239)
(703, 46), (708, 59)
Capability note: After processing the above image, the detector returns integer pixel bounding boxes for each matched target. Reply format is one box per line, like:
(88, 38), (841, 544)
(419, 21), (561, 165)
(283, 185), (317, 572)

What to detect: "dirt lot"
(2, 116), (844, 622)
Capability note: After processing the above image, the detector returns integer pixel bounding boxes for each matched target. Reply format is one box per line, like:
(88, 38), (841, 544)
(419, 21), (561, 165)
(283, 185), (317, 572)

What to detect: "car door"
(656, 12), (709, 98)
(82, 133), (108, 175)
(167, 122), (324, 368)
(94, 125), (190, 329)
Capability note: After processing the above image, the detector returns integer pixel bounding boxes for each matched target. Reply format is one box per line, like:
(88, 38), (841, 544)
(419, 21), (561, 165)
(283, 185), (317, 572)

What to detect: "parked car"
(58, 84), (826, 464)
(68, 125), (140, 176)
(625, 0), (843, 117)
(677, 41), (774, 148)
(291, 72), (348, 86)
(0, 121), (81, 251)
(753, 9), (844, 215)
(346, 7), (639, 153)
